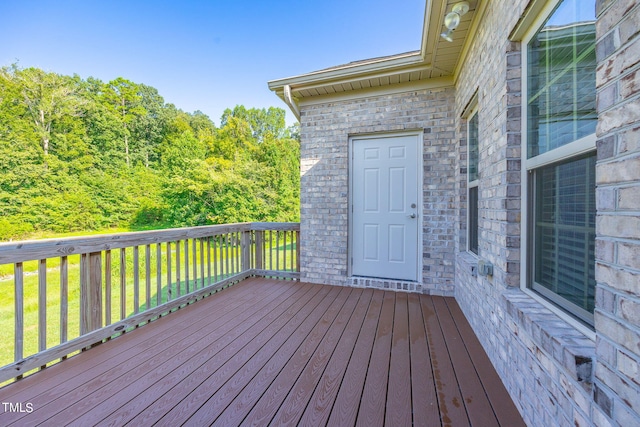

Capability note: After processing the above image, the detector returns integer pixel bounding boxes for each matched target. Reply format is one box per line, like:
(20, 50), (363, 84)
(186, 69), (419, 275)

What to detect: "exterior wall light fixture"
(440, 1), (470, 42)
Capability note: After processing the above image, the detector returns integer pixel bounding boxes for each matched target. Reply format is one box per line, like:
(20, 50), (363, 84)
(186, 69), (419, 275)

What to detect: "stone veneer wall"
(298, 87), (457, 294)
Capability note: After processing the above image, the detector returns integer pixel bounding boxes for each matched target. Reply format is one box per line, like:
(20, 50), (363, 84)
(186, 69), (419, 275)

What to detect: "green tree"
(0, 64), (301, 237)
(0, 66), (87, 161)
(103, 78), (145, 167)
(130, 84), (167, 168)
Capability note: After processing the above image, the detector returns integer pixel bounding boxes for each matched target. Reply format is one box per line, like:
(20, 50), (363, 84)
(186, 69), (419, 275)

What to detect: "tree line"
(0, 65), (300, 239)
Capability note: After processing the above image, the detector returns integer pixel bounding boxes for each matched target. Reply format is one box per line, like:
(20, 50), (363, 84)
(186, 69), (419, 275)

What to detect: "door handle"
(409, 213), (417, 219)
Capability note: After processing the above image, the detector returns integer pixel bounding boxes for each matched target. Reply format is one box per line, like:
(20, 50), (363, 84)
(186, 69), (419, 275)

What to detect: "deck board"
(75, 280), (311, 426)
(44, 279), (297, 426)
(1, 278), (260, 403)
(421, 294), (471, 427)
(209, 283), (339, 427)
(296, 289), (373, 427)
(268, 288), (363, 426)
(0, 278), (525, 427)
(1, 278), (272, 426)
(356, 291), (395, 427)
(444, 298), (525, 427)
(125, 281), (320, 426)
(386, 292), (411, 426)
(324, 289), (383, 427)
(239, 286), (352, 426)
(432, 296), (499, 427)
(176, 284), (327, 426)
(407, 293), (440, 426)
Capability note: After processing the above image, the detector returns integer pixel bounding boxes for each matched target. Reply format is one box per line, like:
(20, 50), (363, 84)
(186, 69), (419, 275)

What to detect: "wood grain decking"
(0, 277), (524, 426)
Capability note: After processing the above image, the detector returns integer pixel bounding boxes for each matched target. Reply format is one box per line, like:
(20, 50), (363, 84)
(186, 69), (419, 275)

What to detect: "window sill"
(502, 288), (595, 389)
(458, 250), (479, 277)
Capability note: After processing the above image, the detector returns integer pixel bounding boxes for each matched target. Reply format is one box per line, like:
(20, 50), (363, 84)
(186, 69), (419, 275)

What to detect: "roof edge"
(268, 51), (426, 90)
(419, 0), (434, 59)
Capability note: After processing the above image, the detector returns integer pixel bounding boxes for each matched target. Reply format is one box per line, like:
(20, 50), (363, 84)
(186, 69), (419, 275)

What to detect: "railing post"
(80, 252), (103, 334)
(14, 262), (24, 362)
(255, 230), (264, 271)
(241, 230), (252, 272)
(296, 229), (301, 273)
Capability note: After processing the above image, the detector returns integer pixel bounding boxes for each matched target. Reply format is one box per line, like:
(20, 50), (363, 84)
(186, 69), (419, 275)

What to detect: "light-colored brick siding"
(298, 87), (457, 294)
(457, 3), (567, 426)
(451, 1), (640, 426)
(594, 0), (640, 425)
(454, 1), (605, 426)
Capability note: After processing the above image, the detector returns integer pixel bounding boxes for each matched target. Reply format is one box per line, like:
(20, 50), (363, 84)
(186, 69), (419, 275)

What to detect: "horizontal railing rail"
(0, 222), (299, 384)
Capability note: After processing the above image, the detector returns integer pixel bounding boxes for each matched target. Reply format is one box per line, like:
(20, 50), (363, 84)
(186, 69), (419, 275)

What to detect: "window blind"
(534, 154), (596, 316)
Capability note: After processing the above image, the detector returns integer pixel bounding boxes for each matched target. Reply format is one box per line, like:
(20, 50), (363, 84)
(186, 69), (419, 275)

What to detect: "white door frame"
(348, 130), (423, 282)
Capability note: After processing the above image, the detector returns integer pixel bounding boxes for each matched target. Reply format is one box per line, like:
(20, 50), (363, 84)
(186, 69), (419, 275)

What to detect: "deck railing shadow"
(0, 222), (299, 384)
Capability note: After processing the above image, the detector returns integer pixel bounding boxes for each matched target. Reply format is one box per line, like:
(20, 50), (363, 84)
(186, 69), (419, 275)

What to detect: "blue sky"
(0, 0), (425, 126)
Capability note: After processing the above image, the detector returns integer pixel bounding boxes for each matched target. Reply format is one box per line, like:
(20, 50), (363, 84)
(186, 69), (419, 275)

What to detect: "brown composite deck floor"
(0, 277), (524, 427)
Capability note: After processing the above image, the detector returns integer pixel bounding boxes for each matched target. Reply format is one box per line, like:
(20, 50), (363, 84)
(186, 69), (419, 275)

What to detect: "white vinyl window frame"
(467, 109), (479, 255)
(520, 0), (597, 337)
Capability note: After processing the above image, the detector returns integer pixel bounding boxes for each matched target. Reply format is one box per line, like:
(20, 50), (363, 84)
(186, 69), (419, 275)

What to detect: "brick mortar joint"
(595, 182), (640, 194)
(596, 305), (640, 336)
(595, 327), (638, 360)
(597, 85), (640, 111)
(596, 132), (640, 153)
(598, 211), (640, 218)
(596, 239), (640, 256)
(596, 0), (615, 19)
(597, 1), (640, 30)
(595, 25), (617, 48)
(594, 73), (619, 93)
(597, 36), (640, 76)
(593, 377), (640, 423)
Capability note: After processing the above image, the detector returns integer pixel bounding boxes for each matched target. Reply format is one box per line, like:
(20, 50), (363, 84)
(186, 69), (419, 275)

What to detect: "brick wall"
(453, 1), (604, 426)
(298, 88), (457, 294)
(593, 0), (640, 425)
(451, 0), (640, 426)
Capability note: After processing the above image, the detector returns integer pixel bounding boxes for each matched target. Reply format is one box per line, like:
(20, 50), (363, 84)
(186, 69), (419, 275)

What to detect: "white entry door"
(352, 134), (419, 281)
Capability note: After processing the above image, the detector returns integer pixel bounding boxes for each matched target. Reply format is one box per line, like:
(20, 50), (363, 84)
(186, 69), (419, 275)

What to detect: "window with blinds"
(468, 186), (478, 254)
(525, 0), (597, 326)
(532, 154), (596, 322)
(468, 111), (479, 255)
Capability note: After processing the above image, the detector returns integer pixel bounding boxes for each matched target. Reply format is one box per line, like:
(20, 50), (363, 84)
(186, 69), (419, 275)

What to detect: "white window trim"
(519, 0), (597, 339)
(467, 108), (479, 255)
(525, 134), (596, 170)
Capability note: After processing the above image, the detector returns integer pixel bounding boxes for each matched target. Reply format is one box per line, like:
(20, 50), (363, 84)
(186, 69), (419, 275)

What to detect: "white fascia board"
(453, 0), (490, 84)
(419, 0), (433, 58)
(267, 51), (426, 91)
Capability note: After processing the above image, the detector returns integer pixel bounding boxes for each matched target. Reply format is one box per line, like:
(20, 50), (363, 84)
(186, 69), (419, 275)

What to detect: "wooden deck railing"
(0, 222), (299, 384)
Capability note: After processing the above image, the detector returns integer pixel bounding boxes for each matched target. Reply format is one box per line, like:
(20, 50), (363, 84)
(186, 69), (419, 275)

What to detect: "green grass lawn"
(0, 229), (297, 369)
